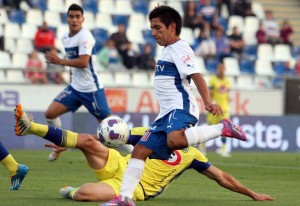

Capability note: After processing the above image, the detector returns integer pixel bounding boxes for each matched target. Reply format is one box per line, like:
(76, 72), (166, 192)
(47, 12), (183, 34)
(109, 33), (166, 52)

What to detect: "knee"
(44, 110), (56, 119)
(79, 135), (97, 150)
(167, 132), (188, 150)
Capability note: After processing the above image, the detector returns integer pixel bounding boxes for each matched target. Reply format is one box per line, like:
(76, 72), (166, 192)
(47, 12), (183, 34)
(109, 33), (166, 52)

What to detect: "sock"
(69, 188), (79, 199)
(28, 124), (78, 148)
(0, 142), (19, 176)
(185, 123), (223, 146)
(120, 158), (145, 199)
(47, 117), (62, 128)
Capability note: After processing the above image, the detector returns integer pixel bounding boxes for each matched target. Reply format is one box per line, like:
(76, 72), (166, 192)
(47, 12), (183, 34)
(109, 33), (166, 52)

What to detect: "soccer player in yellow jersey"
(202, 62), (232, 157)
(0, 141), (28, 190)
(14, 104), (273, 203)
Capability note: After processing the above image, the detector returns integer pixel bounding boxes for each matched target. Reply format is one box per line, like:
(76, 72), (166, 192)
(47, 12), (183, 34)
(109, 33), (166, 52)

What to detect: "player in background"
(101, 6), (239, 205)
(14, 104), (273, 203)
(200, 62), (232, 157)
(0, 141), (28, 190)
(44, 4), (112, 161)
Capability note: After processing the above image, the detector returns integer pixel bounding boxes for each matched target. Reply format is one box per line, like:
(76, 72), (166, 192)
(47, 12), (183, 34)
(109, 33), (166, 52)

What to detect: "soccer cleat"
(10, 164), (29, 190)
(220, 119), (247, 141)
(99, 195), (136, 206)
(60, 186), (76, 199)
(14, 104), (33, 136)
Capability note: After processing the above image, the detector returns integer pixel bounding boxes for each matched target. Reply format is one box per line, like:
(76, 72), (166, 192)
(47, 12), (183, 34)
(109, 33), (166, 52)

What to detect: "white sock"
(120, 158), (145, 199)
(185, 124), (223, 146)
(46, 117), (62, 128)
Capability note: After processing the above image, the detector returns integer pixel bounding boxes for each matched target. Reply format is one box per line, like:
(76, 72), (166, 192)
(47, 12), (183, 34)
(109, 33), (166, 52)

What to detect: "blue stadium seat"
(132, 0), (148, 15)
(60, 13), (67, 24)
(31, 0), (47, 11)
(240, 59), (255, 74)
(142, 29), (156, 45)
(92, 28), (109, 54)
(9, 10), (25, 24)
(82, 0), (98, 14)
(292, 46), (300, 58)
(243, 45), (257, 58)
(112, 15), (129, 27)
(218, 17), (228, 31)
(205, 58), (219, 73)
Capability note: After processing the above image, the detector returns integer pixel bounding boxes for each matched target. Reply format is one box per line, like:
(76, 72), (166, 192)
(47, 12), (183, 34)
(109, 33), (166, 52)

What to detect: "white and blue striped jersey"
(62, 27), (102, 92)
(154, 40), (200, 120)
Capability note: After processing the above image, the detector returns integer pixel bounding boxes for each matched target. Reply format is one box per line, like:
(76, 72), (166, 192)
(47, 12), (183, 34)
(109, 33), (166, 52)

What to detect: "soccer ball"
(97, 116), (130, 148)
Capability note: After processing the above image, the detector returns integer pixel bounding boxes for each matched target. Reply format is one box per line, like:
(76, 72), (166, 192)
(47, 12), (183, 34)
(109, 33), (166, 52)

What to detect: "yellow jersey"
(208, 75), (231, 111)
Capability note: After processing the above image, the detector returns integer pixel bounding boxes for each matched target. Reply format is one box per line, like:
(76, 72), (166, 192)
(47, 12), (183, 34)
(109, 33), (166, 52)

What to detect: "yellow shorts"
(206, 111), (230, 125)
(92, 149), (145, 201)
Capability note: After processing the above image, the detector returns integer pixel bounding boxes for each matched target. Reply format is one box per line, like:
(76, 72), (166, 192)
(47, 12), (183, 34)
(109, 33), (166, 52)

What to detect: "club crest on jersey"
(181, 55), (191, 63)
(163, 150), (182, 166)
(141, 131), (151, 141)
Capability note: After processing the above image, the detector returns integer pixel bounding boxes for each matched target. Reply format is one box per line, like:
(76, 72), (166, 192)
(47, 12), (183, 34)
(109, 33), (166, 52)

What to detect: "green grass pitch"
(0, 150), (299, 206)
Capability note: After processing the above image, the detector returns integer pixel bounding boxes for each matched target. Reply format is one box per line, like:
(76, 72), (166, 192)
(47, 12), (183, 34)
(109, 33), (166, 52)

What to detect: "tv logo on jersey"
(163, 150), (182, 166)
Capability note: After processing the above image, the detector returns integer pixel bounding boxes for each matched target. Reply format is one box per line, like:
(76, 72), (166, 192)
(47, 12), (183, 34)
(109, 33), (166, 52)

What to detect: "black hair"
(149, 5), (182, 35)
(67, 4), (84, 15)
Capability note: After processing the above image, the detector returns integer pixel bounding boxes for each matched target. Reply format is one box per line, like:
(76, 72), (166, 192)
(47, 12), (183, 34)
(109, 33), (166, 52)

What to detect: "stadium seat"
(252, 2), (265, 19)
(4, 23), (21, 39)
(44, 11), (62, 28)
(4, 38), (16, 53)
(48, 0), (65, 12)
(181, 27), (195, 46)
(223, 57), (240, 76)
(12, 53), (29, 69)
(60, 12), (67, 24)
(21, 24), (37, 39)
(257, 44), (273, 61)
(228, 15), (244, 34)
(99, 71), (115, 87)
(132, 72), (151, 87)
(9, 10), (25, 24)
(127, 27), (145, 44)
(83, 11), (95, 30)
(91, 28), (109, 53)
(244, 16), (259, 32)
(82, 0), (98, 14)
(56, 25), (69, 40)
(143, 29), (156, 45)
(115, 72), (132, 87)
(0, 9), (9, 24)
(26, 9), (44, 26)
(98, 0), (115, 14)
(132, 0), (148, 15)
(254, 76), (272, 88)
(128, 13), (147, 29)
(95, 13), (114, 29)
(166, 1), (184, 15)
(65, 0), (82, 10)
(236, 75), (255, 90)
(115, 0), (134, 15)
(16, 39), (34, 54)
(218, 17), (228, 32)
(240, 59), (255, 74)
(273, 44), (292, 61)
(206, 58), (219, 73)
(0, 51), (12, 69)
(0, 70), (6, 82)
(112, 15), (129, 27)
(55, 39), (65, 54)
(255, 59), (275, 76)
(195, 56), (208, 74)
(243, 45), (257, 58)
(6, 70), (27, 83)
(31, 0), (47, 11)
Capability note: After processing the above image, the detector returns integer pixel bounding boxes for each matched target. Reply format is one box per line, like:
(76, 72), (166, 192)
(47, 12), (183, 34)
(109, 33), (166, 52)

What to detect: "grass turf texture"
(0, 150), (299, 206)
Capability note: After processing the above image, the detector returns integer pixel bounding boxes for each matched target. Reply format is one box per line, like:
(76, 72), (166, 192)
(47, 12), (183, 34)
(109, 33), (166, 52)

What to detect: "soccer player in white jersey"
(45, 4), (111, 161)
(14, 104), (273, 202)
(102, 6), (247, 206)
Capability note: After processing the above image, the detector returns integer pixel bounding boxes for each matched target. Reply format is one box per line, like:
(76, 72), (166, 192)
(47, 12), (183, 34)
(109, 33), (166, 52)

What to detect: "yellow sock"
(221, 144), (227, 154)
(61, 130), (78, 148)
(1, 154), (18, 176)
(28, 122), (49, 137)
(69, 188), (79, 199)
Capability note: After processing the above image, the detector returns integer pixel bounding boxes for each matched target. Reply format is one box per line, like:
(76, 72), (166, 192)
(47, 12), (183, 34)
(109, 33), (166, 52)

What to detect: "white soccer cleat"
(60, 186), (76, 199)
(14, 104), (33, 136)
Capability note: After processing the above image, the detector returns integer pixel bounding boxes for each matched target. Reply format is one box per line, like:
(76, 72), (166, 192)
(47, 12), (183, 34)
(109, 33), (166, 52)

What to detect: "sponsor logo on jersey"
(163, 150), (182, 166)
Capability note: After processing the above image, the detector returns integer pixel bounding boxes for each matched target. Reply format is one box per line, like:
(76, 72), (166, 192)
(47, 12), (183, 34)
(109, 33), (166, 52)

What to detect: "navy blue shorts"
(54, 85), (111, 120)
(138, 109), (198, 160)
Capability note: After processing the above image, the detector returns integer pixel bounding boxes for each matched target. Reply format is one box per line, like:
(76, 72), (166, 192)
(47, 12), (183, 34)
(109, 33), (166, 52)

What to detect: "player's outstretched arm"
(46, 52), (90, 68)
(201, 165), (274, 201)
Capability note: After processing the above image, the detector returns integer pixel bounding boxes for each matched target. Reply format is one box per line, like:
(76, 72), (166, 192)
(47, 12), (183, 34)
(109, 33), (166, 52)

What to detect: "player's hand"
(44, 143), (67, 153)
(252, 193), (274, 201)
(205, 103), (223, 116)
(45, 51), (61, 65)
